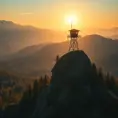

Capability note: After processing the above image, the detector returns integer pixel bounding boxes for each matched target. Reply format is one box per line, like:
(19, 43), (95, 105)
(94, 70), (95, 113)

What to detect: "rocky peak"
(51, 50), (92, 88)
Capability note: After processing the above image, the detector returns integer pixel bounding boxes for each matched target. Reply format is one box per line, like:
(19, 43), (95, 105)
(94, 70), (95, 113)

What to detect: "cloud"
(20, 12), (34, 15)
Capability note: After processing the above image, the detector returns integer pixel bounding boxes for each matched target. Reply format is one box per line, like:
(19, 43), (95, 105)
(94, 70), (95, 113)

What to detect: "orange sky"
(0, 0), (118, 30)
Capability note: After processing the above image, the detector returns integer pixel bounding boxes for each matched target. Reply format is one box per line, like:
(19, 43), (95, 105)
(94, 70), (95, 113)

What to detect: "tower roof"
(69, 29), (80, 32)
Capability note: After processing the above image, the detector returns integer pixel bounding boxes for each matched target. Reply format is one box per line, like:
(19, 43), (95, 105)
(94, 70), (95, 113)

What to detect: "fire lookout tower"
(68, 29), (80, 51)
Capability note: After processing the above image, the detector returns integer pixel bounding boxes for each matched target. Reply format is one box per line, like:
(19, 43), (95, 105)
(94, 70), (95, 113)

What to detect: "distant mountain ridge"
(0, 34), (118, 77)
(0, 20), (14, 26)
(89, 27), (118, 39)
(0, 20), (65, 57)
(1, 44), (48, 61)
(0, 20), (118, 77)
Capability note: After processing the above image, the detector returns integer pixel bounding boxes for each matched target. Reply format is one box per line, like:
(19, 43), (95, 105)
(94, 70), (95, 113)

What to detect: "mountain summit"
(51, 50), (92, 85)
(0, 20), (14, 25)
(33, 51), (118, 118)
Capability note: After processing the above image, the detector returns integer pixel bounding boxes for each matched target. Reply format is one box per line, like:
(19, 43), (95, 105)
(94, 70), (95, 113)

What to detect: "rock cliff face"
(32, 51), (118, 118)
(50, 51), (93, 106)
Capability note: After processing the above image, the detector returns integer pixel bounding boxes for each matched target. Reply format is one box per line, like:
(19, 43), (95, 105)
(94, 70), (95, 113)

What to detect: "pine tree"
(56, 55), (60, 63)
(98, 68), (105, 86)
(28, 85), (32, 98)
(33, 80), (39, 98)
(105, 72), (111, 89)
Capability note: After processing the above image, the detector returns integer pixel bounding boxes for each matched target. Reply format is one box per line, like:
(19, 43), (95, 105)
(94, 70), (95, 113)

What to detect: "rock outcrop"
(32, 51), (118, 118)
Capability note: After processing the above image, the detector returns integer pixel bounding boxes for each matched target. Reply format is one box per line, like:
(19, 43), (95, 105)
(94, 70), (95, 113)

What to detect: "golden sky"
(0, 0), (118, 30)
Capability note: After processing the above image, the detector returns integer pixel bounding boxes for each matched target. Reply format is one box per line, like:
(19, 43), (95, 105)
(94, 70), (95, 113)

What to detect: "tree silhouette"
(56, 55), (60, 63)
(33, 80), (39, 98)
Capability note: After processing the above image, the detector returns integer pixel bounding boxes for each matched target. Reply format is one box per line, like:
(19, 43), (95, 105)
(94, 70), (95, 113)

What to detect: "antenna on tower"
(70, 20), (73, 29)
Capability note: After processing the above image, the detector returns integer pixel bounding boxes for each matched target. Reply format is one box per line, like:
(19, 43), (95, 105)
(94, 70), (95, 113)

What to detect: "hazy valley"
(0, 21), (118, 77)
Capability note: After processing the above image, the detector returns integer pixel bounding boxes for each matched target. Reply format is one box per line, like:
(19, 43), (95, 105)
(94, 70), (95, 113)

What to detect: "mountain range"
(86, 27), (118, 39)
(0, 20), (118, 77)
(0, 20), (118, 57)
(0, 20), (65, 57)
(0, 34), (118, 77)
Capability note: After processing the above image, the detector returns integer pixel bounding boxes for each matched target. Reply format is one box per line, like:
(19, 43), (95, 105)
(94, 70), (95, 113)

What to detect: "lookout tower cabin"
(68, 29), (80, 51)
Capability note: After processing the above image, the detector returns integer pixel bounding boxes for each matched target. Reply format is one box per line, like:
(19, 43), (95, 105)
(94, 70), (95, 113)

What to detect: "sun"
(65, 15), (78, 24)
(65, 14), (78, 29)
